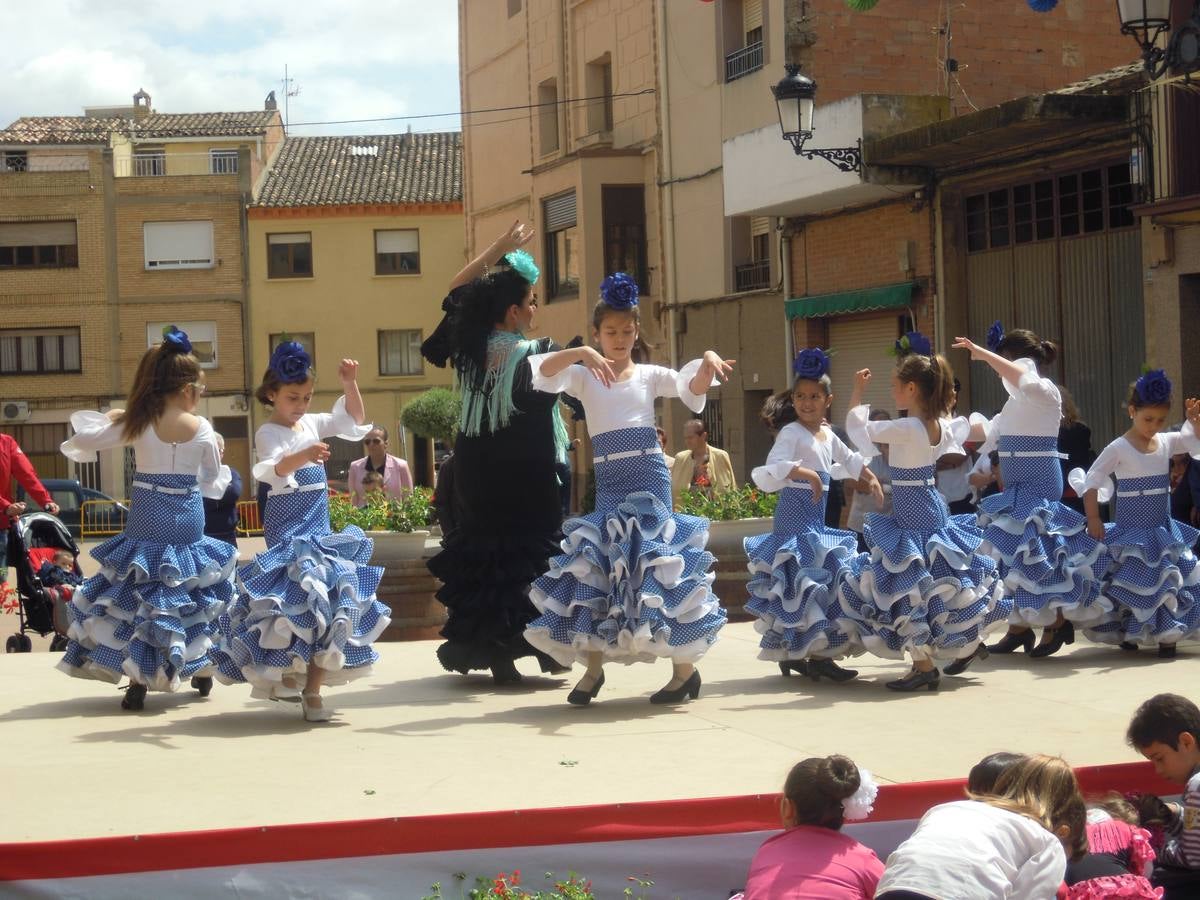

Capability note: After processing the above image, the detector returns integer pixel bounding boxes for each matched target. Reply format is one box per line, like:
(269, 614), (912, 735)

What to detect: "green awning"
(785, 281), (915, 320)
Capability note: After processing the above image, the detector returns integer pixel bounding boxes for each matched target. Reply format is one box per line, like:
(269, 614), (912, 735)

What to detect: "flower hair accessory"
(842, 767), (878, 821)
(502, 249), (540, 286)
(892, 330), (932, 358)
(1135, 368), (1173, 406)
(793, 347), (832, 380)
(986, 320), (1005, 353)
(600, 272), (639, 310)
(269, 340), (312, 384)
(161, 325), (192, 355)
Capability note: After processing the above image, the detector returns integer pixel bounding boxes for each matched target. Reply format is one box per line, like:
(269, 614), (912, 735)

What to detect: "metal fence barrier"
(236, 501), (264, 537)
(79, 500), (128, 538)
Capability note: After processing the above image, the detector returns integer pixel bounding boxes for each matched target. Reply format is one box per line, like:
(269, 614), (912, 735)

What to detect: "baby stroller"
(4, 511), (81, 653)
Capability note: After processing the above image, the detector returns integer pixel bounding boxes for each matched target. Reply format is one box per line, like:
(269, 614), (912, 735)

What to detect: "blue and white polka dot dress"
(524, 426), (727, 665)
(836, 463), (1011, 661)
(978, 435), (1111, 627)
(214, 465), (390, 695)
(744, 473), (862, 661)
(1084, 473), (1200, 646)
(58, 473), (237, 691)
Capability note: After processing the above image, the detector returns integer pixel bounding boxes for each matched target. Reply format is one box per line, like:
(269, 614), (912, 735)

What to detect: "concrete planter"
(706, 517), (772, 621)
(366, 530), (434, 567)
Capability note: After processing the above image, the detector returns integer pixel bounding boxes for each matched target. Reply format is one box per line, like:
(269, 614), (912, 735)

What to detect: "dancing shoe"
(301, 693), (334, 722)
(806, 658), (858, 682)
(190, 676), (213, 697)
(490, 658), (523, 686)
(943, 645), (989, 676)
(1029, 621), (1075, 658)
(650, 670), (702, 704)
(1158, 644), (1177, 659)
(1120, 641), (1140, 652)
(121, 683), (147, 710)
(885, 668), (940, 692)
(566, 671), (605, 706)
(987, 630), (1035, 655)
(778, 660), (809, 677)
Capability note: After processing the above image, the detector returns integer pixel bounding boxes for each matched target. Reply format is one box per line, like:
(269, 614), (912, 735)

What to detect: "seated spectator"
(876, 754), (1083, 900)
(361, 470), (386, 500)
(671, 419), (735, 509)
(967, 751), (1026, 796)
(1062, 794), (1160, 899)
(202, 433), (242, 549)
(348, 427), (413, 507)
(736, 754), (882, 899)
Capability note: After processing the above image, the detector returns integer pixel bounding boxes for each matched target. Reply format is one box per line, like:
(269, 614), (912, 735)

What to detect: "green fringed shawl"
(457, 330), (569, 463)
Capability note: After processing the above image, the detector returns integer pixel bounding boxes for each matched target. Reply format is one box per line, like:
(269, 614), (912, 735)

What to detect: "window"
(602, 185), (648, 290)
(146, 321), (217, 368)
(0, 221), (78, 269)
(543, 191), (580, 300)
(267, 232), (313, 278)
(0, 328), (81, 375)
(269, 332), (316, 368)
(144, 221), (214, 269)
(133, 148), (166, 176)
(538, 79), (560, 155)
(378, 329), (423, 376)
(585, 56), (613, 134)
(1108, 164), (1135, 229)
(701, 398), (725, 449)
(725, 0), (765, 81)
(507, 0), (521, 15)
(2, 151), (27, 172)
(374, 229), (420, 275)
(209, 149), (239, 175)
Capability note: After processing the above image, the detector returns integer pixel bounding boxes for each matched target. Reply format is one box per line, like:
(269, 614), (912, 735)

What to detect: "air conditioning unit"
(1, 401), (31, 422)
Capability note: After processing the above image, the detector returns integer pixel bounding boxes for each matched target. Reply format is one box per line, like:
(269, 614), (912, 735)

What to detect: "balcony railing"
(0, 154), (89, 173)
(114, 151), (241, 178)
(725, 41), (764, 83)
(734, 259), (771, 292)
(1133, 79), (1200, 206)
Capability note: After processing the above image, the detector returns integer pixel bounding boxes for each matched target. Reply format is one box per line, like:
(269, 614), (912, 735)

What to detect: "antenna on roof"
(282, 65), (302, 133)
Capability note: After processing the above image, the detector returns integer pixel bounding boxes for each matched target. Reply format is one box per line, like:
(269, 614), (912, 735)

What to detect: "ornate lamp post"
(1117, 0), (1200, 78)
(771, 64), (863, 174)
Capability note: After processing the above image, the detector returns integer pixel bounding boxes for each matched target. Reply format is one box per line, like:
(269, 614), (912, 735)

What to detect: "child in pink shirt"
(737, 754), (883, 900)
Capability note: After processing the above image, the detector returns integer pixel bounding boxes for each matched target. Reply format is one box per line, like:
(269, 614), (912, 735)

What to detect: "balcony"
(725, 41), (764, 83)
(0, 151), (89, 173)
(1133, 79), (1200, 223)
(734, 259), (770, 292)
(114, 151), (241, 178)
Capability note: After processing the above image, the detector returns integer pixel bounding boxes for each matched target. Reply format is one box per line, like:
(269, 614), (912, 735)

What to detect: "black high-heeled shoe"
(1158, 644), (1177, 659)
(121, 683), (147, 710)
(490, 658), (523, 686)
(943, 645), (989, 676)
(1029, 621), (1075, 658)
(191, 676), (213, 697)
(567, 671), (605, 706)
(650, 670), (701, 704)
(807, 658), (858, 682)
(1119, 641), (1140, 652)
(885, 668), (940, 692)
(778, 660), (809, 677)
(987, 629), (1035, 655)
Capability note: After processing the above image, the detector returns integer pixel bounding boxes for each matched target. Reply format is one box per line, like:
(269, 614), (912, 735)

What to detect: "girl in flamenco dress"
(214, 342), (390, 721)
(836, 333), (1011, 691)
(58, 327), (235, 711)
(522, 273), (732, 705)
(744, 347), (883, 684)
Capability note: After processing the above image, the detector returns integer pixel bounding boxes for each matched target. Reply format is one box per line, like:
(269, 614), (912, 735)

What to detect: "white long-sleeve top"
(975, 358), (1062, 454)
(252, 396), (372, 491)
(875, 800), (1067, 900)
(846, 405), (969, 470)
(751, 421), (868, 493)
(60, 410), (231, 500)
(1068, 422), (1200, 503)
(527, 356), (708, 436)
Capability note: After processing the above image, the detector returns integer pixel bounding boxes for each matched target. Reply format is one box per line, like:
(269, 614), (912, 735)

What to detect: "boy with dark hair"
(1127, 693), (1200, 897)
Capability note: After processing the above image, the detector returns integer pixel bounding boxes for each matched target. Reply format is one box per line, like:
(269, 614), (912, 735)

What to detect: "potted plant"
(677, 485), (777, 555)
(328, 488), (435, 564)
(400, 387), (460, 446)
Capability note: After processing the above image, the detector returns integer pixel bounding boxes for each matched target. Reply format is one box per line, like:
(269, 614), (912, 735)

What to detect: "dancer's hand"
(952, 337), (987, 361)
(854, 369), (872, 390)
(497, 220), (535, 255)
(1186, 397), (1200, 426)
(861, 470), (885, 509)
(969, 470), (992, 490)
(577, 346), (617, 387)
(700, 351), (735, 383)
(337, 359), (359, 385)
(106, 408), (124, 422)
(303, 442), (331, 464)
(790, 465), (824, 497)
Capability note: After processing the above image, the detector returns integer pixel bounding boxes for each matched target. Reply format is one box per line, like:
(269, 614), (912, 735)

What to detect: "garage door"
(827, 312), (906, 428)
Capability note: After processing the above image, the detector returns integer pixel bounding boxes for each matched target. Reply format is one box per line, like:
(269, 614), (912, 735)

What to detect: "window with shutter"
(144, 221), (214, 269)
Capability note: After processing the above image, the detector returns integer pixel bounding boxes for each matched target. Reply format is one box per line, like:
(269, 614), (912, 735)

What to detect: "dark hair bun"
(1038, 340), (1058, 367)
(824, 755), (861, 800)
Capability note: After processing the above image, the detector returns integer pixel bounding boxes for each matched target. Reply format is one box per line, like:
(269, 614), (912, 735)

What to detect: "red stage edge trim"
(0, 761), (1174, 882)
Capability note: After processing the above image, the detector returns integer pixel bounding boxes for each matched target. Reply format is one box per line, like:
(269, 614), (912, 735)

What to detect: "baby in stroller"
(5, 512), (81, 653)
(36, 549), (83, 594)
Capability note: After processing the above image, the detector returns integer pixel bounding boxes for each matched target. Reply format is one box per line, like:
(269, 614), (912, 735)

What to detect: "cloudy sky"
(3, 0), (462, 136)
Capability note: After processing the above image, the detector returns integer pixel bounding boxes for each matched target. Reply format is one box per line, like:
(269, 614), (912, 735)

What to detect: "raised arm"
(952, 336), (1028, 387)
(449, 220), (535, 291)
(532, 345), (616, 387)
(689, 350), (735, 397)
(338, 359), (366, 425)
(848, 368), (871, 411)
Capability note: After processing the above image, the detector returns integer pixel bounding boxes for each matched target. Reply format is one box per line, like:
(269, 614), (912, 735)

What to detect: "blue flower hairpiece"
(269, 340), (312, 384)
(600, 272), (639, 310)
(793, 347), (832, 381)
(986, 320), (1005, 353)
(503, 249), (540, 286)
(892, 330), (932, 358)
(161, 325), (192, 354)
(1135, 368), (1173, 406)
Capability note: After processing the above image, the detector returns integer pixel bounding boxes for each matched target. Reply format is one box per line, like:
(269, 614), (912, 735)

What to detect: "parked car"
(16, 479), (130, 539)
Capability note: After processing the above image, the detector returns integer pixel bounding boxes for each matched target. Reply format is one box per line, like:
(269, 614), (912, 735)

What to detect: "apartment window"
(2, 151), (27, 172)
(146, 321), (217, 368)
(209, 149), (239, 175)
(602, 185), (647, 290)
(507, 0), (521, 15)
(375, 229), (420, 275)
(538, 79), (560, 155)
(378, 329), (423, 376)
(144, 221), (214, 269)
(267, 232), (313, 278)
(0, 328), (81, 375)
(543, 191), (580, 300)
(725, 0), (765, 81)
(0, 221), (78, 269)
(269, 332), (316, 368)
(585, 56), (614, 134)
(133, 148), (166, 176)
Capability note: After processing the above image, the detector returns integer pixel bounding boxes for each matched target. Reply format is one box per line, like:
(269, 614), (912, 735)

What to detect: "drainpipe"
(656, 0), (680, 371)
(238, 145), (255, 433)
(782, 230), (793, 383)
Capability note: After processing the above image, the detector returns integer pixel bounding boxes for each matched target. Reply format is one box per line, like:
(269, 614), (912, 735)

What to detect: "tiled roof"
(1053, 62), (1146, 95)
(0, 111), (279, 145)
(252, 132), (462, 207)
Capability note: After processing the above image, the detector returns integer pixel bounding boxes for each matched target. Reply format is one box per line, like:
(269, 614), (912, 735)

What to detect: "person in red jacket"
(1, 433), (60, 578)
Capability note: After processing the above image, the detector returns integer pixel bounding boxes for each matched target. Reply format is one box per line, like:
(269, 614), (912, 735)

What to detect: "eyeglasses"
(190, 381), (208, 395)
(364, 438), (384, 445)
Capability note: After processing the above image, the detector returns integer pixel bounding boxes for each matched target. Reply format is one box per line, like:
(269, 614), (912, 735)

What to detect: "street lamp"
(1117, 0), (1200, 78)
(771, 64), (863, 174)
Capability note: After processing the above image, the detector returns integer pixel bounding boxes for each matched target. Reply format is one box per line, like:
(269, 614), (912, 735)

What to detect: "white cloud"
(2, 0), (461, 136)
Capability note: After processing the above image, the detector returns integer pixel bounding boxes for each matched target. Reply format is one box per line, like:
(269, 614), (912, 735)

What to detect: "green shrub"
(676, 485), (777, 521)
(400, 388), (461, 444)
(329, 488), (434, 533)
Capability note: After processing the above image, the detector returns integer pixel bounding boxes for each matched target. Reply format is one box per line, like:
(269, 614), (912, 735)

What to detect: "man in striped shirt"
(1127, 693), (1200, 898)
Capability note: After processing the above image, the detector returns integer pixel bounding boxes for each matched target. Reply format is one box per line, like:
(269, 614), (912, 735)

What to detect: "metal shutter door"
(827, 313), (900, 426)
